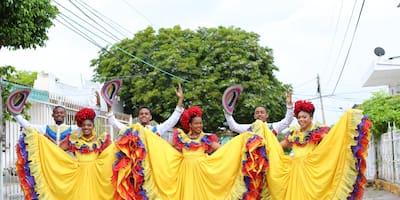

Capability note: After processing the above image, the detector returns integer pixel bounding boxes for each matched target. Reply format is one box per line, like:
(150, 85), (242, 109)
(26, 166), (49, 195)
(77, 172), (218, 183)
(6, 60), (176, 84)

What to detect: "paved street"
(364, 186), (400, 200)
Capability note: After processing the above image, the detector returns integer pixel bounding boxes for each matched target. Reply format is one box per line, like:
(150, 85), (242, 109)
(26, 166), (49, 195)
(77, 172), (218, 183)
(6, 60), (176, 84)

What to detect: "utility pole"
(317, 74), (326, 124)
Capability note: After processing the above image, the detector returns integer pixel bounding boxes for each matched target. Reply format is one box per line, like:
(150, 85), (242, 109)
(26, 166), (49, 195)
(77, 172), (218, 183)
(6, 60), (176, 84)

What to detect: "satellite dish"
(374, 47), (385, 57)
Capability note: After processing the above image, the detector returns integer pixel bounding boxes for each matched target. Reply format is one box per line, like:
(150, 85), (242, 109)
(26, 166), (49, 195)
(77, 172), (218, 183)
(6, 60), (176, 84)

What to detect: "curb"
(374, 179), (400, 196)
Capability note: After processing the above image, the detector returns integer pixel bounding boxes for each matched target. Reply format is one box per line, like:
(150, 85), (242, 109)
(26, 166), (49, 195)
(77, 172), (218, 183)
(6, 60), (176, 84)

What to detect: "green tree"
(0, 0), (58, 49)
(91, 26), (290, 132)
(357, 91), (400, 139)
(9, 70), (38, 86)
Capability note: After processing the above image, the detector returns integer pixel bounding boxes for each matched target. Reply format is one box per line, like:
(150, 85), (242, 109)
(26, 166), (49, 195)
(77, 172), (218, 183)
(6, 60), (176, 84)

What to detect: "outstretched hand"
(286, 90), (293, 105)
(95, 91), (101, 106)
(176, 83), (183, 99)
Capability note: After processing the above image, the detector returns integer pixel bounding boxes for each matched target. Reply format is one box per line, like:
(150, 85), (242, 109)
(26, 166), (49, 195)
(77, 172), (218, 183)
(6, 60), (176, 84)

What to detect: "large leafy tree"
(91, 26), (290, 132)
(357, 91), (400, 139)
(0, 0), (58, 49)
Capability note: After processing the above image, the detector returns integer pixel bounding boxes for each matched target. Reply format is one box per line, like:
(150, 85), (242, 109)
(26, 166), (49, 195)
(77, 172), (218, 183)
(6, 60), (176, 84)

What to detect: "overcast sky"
(1, 0), (399, 125)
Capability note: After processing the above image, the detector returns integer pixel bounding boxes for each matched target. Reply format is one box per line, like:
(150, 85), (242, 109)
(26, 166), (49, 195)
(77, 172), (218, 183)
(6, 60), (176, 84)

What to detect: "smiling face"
(296, 111), (313, 131)
(80, 119), (94, 137)
(189, 116), (203, 135)
(138, 107), (152, 126)
(253, 106), (268, 122)
(52, 107), (66, 125)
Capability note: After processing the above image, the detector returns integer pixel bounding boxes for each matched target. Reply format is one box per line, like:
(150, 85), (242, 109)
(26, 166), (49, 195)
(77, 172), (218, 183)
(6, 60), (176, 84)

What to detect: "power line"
(54, 4), (189, 82)
(293, 77), (316, 89)
(55, 16), (103, 49)
(331, 0), (366, 95)
(119, 0), (156, 28)
(53, 0), (120, 43)
(326, 0), (358, 88)
(68, 0), (123, 41)
(324, 0), (345, 84)
(74, 0), (134, 37)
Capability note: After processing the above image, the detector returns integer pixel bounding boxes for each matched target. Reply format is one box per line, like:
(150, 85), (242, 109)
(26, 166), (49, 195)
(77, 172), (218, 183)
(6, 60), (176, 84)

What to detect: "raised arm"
(106, 103), (128, 131)
(13, 114), (47, 133)
(223, 111), (252, 134)
(271, 91), (294, 133)
(157, 83), (184, 136)
(94, 91), (101, 117)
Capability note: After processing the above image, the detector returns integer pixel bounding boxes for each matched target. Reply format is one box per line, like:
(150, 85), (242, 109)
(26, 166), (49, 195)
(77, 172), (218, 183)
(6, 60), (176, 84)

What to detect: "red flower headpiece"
(75, 107), (96, 127)
(294, 100), (315, 118)
(180, 106), (202, 131)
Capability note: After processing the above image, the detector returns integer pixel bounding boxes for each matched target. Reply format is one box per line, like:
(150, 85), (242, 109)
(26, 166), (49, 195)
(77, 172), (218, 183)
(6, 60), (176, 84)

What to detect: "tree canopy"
(91, 26), (291, 132)
(0, 0), (58, 49)
(356, 91), (400, 139)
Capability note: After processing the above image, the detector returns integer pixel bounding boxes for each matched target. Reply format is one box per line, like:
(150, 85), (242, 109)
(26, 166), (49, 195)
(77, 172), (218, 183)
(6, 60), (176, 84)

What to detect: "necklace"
(188, 134), (200, 139)
(80, 133), (96, 142)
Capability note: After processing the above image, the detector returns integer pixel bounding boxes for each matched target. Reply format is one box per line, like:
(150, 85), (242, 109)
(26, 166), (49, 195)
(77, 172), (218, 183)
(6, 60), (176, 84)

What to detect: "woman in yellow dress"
(16, 107), (118, 200)
(251, 100), (371, 200)
(112, 106), (269, 199)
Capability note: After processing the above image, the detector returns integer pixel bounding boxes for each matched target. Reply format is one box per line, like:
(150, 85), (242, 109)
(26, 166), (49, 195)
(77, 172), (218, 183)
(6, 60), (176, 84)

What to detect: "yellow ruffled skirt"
(253, 109), (371, 200)
(16, 128), (118, 200)
(112, 124), (268, 200)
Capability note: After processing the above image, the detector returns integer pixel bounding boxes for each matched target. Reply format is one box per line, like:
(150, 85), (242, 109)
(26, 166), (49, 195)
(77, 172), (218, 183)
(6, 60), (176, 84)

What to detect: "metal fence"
(1, 94), (129, 199)
(376, 123), (400, 185)
(366, 135), (377, 181)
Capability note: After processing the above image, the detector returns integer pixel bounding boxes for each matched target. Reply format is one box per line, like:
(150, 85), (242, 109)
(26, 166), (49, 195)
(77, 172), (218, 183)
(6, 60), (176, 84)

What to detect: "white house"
(363, 48), (400, 95)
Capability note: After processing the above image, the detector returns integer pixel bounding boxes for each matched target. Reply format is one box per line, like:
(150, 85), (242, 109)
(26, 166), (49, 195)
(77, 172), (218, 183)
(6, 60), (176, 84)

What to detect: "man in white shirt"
(107, 84), (184, 137)
(224, 91), (294, 135)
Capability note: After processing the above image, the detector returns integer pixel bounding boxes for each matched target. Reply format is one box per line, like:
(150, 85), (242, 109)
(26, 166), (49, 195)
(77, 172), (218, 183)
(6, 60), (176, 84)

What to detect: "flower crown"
(294, 100), (315, 118)
(180, 106), (202, 131)
(75, 107), (96, 127)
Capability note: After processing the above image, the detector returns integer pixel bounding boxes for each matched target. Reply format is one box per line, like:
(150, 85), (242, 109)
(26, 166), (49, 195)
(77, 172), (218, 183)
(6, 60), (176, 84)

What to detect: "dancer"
(170, 105), (221, 153)
(252, 100), (371, 200)
(16, 106), (118, 199)
(112, 106), (269, 199)
(224, 90), (294, 135)
(106, 83), (184, 137)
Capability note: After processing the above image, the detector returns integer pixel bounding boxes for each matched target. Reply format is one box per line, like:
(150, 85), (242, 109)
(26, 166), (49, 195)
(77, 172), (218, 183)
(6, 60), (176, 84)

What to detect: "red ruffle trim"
(348, 117), (372, 199)
(242, 135), (269, 199)
(287, 126), (330, 147)
(69, 134), (111, 154)
(112, 129), (147, 200)
(16, 134), (39, 199)
(172, 130), (218, 154)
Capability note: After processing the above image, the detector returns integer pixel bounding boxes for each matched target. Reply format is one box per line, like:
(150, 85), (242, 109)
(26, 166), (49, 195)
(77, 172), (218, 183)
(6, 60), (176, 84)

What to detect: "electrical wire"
(119, 0), (156, 28)
(324, 0), (345, 85)
(74, 0), (134, 37)
(53, 0), (120, 43)
(60, 13), (190, 82)
(55, 17), (104, 49)
(331, 0), (366, 95)
(326, 0), (359, 88)
(52, 0), (189, 82)
(68, 0), (123, 41)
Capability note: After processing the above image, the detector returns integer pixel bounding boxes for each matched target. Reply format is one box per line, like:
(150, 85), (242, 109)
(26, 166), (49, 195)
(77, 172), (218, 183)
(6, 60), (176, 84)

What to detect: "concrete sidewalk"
(364, 186), (400, 200)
